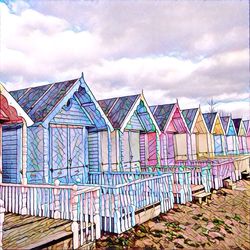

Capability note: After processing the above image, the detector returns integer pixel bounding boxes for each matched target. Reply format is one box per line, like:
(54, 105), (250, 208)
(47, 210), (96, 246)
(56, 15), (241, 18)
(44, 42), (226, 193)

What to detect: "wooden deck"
(3, 213), (73, 249)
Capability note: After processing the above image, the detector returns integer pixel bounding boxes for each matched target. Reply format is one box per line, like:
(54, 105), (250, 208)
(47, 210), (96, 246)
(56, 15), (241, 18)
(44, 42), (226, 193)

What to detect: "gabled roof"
(98, 94), (140, 129)
(182, 108), (199, 131)
(202, 112), (217, 133)
(149, 103), (175, 131)
(0, 83), (33, 126)
(10, 79), (78, 123)
(233, 118), (246, 136)
(98, 93), (160, 133)
(220, 116), (237, 136)
(9, 75), (114, 130)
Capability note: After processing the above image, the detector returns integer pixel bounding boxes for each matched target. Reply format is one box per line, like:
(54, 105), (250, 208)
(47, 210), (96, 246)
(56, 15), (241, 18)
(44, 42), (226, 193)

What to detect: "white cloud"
(0, 1), (249, 119)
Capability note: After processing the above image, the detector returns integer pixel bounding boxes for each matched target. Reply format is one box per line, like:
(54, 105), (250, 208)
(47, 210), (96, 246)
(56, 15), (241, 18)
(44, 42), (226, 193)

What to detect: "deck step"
(242, 171), (250, 180)
(223, 179), (236, 190)
(191, 185), (205, 194)
(193, 191), (211, 204)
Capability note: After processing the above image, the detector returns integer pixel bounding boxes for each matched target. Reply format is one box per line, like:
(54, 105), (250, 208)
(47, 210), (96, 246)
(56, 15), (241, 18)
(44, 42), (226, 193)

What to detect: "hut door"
(214, 135), (223, 155)
(2, 124), (22, 183)
(167, 133), (175, 164)
(69, 126), (86, 183)
(51, 125), (86, 184)
(147, 132), (157, 166)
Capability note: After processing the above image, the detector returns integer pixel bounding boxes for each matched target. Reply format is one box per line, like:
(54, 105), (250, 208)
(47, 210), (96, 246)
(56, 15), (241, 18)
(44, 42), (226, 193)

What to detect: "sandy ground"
(96, 179), (250, 250)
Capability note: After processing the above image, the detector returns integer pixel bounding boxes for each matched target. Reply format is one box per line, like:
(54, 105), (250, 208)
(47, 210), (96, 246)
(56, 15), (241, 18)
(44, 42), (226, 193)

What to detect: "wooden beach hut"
(220, 116), (239, 155)
(98, 93), (161, 171)
(10, 75), (113, 184)
(182, 107), (211, 160)
(203, 112), (226, 158)
(233, 118), (247, 154)
(149, 102), (189, 164)
(243, 120), (250, 153)
(0, 83), (33, 184)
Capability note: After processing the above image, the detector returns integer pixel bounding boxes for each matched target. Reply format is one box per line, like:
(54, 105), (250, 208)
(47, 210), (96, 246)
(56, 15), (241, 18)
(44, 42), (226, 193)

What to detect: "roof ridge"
(98, 93), (140, 102)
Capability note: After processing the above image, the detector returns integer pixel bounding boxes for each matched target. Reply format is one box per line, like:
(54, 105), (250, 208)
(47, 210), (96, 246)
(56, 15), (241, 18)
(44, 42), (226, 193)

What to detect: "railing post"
(71, 185), (79, 250)
(53, 180), (61, 219)
(0, 199), (5, 250)
(113, 188), (121, 234)
(21, 179), (28, 215)
(93, 188), (101, 239)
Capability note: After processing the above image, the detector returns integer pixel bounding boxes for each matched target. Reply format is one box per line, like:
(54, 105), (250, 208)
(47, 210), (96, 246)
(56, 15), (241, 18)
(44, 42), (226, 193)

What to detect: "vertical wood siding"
(139, 133), (146, 166)
(2, 125), (22, 183)
(27, 126), (44, 183)
(88, 132), (100, 172)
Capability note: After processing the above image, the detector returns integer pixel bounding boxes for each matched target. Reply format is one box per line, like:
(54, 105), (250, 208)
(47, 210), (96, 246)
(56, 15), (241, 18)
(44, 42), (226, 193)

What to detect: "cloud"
(0, 0), (249, 119)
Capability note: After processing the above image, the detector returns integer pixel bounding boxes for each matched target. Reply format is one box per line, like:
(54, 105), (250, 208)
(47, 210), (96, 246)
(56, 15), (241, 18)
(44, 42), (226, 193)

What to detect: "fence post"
(71, 185), (79, 250)
(93, 188), (101, 239)
(0, 199), (5, 250)
(21, 179), (28, 215)
(53, 179), (61, 219)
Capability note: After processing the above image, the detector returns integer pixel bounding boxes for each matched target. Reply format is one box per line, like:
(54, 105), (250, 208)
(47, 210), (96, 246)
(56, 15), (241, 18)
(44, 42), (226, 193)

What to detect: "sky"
(0, 0), (249, 119)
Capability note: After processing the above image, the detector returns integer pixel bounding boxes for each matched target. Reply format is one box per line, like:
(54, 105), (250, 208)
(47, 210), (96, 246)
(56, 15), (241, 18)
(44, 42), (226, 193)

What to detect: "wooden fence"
(87, 173), (174, 234)
(0, 182), (100, 249)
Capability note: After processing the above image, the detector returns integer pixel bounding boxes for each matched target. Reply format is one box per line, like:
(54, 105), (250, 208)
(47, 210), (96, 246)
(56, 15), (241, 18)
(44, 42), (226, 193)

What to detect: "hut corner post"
(0, 199), (5, 250)
(0, 124), (2, 183)
(71, 185), (79, 250)
(94, 189), (101, 239)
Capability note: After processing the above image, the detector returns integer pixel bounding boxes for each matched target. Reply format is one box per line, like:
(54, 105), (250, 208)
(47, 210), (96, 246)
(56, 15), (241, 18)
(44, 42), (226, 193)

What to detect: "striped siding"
(88, 132), (100, 172)
(139, 134), (146, 166)
(51, 97), (93, 126)
(2, 125), (22, 183)
(125, 113), (144, 130)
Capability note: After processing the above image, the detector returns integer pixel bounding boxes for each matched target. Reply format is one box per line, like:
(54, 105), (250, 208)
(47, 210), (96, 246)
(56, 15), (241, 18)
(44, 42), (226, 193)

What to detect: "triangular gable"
(243, 120), (250, 136)
(227, 119), (237, 136)
(170, 104), (188, 133)
(193, 110), (208, 134)
(125, 112), (144, 130)
(233, 118), (246, 136)
(51, 96), (94, 126)
(238, 121), (246, 136)
(0, 83), (33, 126)
(212, 115), (224, 135)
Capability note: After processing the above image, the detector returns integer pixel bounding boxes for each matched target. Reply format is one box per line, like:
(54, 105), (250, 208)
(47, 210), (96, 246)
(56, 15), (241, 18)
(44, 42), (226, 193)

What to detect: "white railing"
(88, 171), (159, 185)
(0, 200), (4, 250)
(141, 166), (193, 204)
(0, 181), (100, 249)
(90, 173), (174, 234)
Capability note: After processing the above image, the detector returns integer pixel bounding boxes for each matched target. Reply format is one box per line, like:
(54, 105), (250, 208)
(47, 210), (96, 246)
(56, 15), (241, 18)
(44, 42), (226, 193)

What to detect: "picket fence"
(0, 182), (100, 249)
(88, 172), (174, 234)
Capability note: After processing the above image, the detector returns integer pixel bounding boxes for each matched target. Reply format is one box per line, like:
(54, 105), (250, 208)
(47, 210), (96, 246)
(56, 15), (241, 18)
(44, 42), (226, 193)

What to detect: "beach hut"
(220, 116), (239, 155)
(243, 120), (250, 153)
(149, 102), (189, 164)
(98, 93), (161, 171)
(233, 118), (247, 154)
(10, 75), (113, 184)
(0, 83), (33, 184)
(182, 107), (211, 160)
(203, 112), (226, 158)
